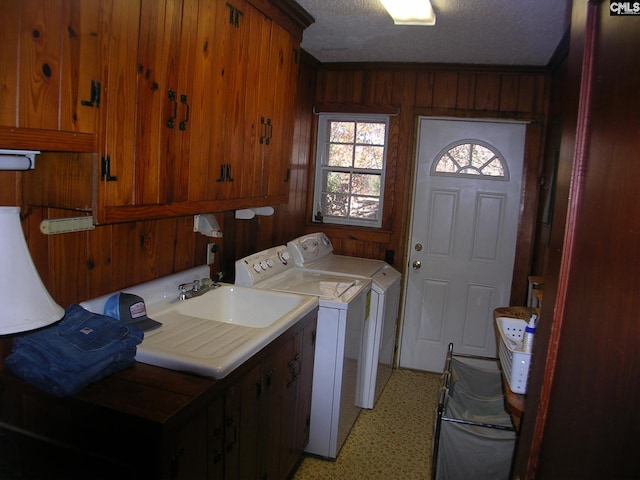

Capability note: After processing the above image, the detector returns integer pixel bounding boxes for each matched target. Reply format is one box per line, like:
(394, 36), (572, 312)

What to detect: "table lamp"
(0, 207), (64, 335)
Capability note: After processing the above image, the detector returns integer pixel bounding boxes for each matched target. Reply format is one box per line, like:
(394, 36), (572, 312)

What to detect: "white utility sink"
(174, 285), (303, 328)
(138, 283), (318, 379)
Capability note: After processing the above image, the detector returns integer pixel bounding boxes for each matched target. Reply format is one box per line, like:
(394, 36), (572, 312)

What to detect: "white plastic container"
(496, 317), (532, 394)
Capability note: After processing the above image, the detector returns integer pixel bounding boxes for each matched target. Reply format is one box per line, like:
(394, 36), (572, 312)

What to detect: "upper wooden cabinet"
(0, 0), (101, 151)
(20, 0), (312, 224)
(189, 0), (301, 205)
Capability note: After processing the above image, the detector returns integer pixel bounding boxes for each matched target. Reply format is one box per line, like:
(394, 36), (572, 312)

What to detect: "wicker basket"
(496, 317), (532, 394)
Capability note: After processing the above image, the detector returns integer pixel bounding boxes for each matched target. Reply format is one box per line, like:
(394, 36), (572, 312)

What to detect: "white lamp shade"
(0, 206), (64, 335)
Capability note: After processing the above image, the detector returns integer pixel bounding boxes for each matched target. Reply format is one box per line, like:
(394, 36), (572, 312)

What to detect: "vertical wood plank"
(0, 1), (21, 126)
(86, 223), (114, 300)
(20, 0), (63, 130)
(474, 73), (500, 111)
(432, 71), (458, 108)
(414, 71), (434, 108)
(60, 0), (100, 133)
(373, 71), (393, 104)
(499, 73), (520, 112)
(517, 74), (536, 113)
(47, 209), (90, 306)
(455, 71), (474, 110)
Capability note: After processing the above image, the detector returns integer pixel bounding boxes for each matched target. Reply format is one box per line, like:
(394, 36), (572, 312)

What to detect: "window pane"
(354, 145), (384, 169)
(322, 193), (349, 217)
(472, 144), (495, 167)
(352, 173), (380, 196)
(328, 144), (353, 167)
(449, 144), (471, 166)
(325, 171), (350, 193)
(355, 122), (385, 145)
(350, 196), (379, 220)
(481, 158), (505, 176)
(330, 121), (354, 143)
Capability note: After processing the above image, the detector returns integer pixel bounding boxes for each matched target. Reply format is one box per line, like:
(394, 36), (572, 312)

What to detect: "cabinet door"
(203, 0), (262, 202)
(173, 0), (220, 204)
(277, 333), (303, 479)
(207, 394), (225, 480)
(0, 0), (100, 149)
(97, 0), (140, 212)
(162, 409), (208, 480)
(259, 21), (300, 200)
(224, 362), (264, 480)
(98, 0), (196, 216)
(133, 0), (183, 207)
(296, 320), (317, 455)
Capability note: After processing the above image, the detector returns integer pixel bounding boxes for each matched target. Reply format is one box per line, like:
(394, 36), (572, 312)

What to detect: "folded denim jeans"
(5, 304), (143, 397)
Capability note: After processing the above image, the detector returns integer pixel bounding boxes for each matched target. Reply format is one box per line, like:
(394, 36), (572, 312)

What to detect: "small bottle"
(522, 314), (537, 353)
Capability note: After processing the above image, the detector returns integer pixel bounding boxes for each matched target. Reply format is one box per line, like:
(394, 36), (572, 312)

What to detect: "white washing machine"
(287, 232), (402, 409)
(235, 245), (371, 459)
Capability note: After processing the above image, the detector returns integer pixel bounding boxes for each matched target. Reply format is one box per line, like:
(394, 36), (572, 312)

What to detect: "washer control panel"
(287, 232), (333, 267)
(235, 245), (293, 286)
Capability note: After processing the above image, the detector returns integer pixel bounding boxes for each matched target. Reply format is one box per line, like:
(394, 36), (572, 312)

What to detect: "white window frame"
(312, 113), (390, 228)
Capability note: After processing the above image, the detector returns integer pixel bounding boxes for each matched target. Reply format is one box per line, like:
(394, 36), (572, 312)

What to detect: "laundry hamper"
(431, 344), (516, 480)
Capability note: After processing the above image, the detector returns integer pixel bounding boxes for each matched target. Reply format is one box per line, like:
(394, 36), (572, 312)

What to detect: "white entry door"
(399, 118), (526, 372)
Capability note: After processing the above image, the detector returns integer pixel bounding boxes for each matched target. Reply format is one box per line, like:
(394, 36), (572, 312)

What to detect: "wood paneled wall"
(306, 63), (551, 304)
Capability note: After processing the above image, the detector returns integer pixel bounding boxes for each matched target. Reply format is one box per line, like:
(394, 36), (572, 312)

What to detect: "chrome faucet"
(178, 272), (223, 300)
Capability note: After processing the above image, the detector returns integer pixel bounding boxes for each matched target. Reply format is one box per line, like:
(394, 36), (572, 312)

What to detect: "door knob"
(412, 260), (421, 269)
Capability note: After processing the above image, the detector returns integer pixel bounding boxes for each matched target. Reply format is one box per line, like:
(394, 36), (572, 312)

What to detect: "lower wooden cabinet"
(0, 309), (317, 480)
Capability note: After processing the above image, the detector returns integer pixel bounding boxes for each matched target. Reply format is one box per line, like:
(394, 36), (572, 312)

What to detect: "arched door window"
(431, 140), (509, 180)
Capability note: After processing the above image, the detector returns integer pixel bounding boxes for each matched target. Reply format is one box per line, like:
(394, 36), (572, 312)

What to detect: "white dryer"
(235, 246), (371, 459)
(288, 233), (402, 409)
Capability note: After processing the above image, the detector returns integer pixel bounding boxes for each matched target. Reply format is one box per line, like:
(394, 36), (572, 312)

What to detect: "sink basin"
(174, 286), (303, 328)
(136, 284), (318, 379)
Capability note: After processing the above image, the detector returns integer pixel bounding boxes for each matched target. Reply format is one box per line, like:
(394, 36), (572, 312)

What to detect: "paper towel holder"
(0, 149), (40, 170)
(194, 214), (223, 238)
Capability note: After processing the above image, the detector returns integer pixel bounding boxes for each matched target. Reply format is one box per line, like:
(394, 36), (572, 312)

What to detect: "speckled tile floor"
(292, 369), (441, 480)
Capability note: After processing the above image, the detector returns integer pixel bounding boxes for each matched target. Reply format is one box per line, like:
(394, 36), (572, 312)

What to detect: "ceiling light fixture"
(380, 0), (436, 25)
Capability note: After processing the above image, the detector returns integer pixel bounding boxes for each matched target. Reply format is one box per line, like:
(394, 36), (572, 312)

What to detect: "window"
(313, 114), (389, 227)
(432, 140), (509, 180)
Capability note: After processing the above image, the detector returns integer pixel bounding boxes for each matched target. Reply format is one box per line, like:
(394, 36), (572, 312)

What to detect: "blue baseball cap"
(104, 292), (162, 332)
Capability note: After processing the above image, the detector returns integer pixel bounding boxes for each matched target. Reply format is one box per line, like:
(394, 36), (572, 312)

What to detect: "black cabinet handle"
(101, 155), (117, 181)
(287, 353), (301, 387)
(167, 90), (177, 128)
(265, 118), (273, 145)
(260, 116), (267, 144)
(215, 164), (235, 182)
(80, 79), (101, 108)
(216, 164), (225, 182)
(266, 368), (275, 389)
(225, 416), (237, 453)
(179, 93), (190, 131)
(170, 447), (184, 480)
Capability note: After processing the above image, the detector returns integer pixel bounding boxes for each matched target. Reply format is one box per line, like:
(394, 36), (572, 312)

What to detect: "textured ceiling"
(295, 0), (571, 65)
